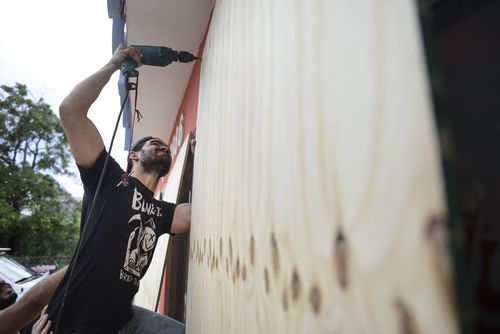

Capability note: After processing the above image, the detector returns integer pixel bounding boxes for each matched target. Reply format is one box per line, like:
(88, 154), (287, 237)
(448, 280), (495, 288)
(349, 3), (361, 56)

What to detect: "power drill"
(121, 45), (199, 78)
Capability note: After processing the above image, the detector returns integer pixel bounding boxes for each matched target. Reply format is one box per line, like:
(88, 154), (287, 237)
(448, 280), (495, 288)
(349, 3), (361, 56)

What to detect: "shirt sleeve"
(77, 149), (123, 195)
(162, 201), (178, 235)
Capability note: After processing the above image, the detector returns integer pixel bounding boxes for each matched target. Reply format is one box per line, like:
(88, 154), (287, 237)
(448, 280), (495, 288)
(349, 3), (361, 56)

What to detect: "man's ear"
(129, 151), (139, 162)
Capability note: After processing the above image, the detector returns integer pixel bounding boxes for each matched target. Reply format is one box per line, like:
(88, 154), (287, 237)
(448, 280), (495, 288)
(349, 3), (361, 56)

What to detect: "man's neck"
(131, 170), (160, 193)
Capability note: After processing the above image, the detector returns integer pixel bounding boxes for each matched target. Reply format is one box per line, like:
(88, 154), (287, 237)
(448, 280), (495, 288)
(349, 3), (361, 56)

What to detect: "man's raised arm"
(59, 44), (143, 168)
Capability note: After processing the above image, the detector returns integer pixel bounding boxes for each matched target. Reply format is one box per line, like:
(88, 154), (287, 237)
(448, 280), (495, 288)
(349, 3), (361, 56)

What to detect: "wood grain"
(186, 0), (459, 333)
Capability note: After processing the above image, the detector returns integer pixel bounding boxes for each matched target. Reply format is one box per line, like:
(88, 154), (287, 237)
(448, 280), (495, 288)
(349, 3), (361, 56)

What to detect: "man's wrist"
(103, 61), (120, 74)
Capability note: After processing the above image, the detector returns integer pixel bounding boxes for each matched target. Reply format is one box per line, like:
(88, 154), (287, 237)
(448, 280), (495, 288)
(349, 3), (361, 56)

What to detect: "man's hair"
(131, 136), (154, 152)
(126, 136), (172, 175)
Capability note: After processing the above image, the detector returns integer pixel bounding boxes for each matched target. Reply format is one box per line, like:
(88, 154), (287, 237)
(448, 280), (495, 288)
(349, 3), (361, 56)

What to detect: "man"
(0, 278), (16, 310)
(44, 44), (191, 333)
(0, 268), (66, 334)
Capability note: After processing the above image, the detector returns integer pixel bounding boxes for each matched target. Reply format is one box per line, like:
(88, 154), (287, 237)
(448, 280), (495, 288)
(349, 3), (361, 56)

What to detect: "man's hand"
(109, 44), (143, 71)
(190, 138), (196, 155)
(31, 309), (52, 334)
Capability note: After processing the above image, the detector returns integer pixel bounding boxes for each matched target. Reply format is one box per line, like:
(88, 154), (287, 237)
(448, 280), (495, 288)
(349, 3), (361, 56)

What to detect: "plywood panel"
(187, 0), (458, 333)
(133, 137), (190, 310)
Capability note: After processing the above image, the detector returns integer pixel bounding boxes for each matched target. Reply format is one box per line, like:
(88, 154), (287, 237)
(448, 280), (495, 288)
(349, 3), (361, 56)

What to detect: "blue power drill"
(121, 45), (199, 78)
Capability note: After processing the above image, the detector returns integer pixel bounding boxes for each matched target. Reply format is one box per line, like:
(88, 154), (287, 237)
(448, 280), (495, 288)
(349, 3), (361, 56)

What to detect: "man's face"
(139, 138), (172, 176)
(0, 278), (17, 310)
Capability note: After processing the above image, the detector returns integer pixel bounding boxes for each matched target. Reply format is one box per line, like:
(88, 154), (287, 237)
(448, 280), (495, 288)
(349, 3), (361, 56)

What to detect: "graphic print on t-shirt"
(120, 187), (164, 286)
(123, 213), (156, 277)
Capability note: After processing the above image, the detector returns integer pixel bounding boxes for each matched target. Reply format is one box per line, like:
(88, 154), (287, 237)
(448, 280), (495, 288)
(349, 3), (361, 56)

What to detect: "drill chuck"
(121, 45), (198, 78)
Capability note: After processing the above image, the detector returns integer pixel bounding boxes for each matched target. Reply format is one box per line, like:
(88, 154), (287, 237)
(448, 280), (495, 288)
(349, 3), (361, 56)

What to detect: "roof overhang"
(108, 0), (213, 147)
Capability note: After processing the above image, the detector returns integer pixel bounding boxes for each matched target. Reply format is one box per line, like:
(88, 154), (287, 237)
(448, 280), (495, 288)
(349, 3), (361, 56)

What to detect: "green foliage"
(0, 83), (80, 256)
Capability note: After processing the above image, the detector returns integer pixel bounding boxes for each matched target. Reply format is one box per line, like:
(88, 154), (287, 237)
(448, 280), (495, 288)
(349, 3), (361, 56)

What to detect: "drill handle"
(121, 58), (139, 78)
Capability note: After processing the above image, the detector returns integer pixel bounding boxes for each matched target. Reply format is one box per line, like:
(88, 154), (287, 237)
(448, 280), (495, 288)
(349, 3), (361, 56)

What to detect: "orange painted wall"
(157, 17), (210, 315)
(156, 29), (207, 192)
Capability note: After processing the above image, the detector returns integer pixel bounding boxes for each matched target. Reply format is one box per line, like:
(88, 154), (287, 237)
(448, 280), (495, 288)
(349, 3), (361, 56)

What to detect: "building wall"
(156, 16), (211, 314)
(187, 0), (458, 333)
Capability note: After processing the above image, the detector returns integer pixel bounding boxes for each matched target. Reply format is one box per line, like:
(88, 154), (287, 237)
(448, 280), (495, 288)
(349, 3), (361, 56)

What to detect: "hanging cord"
(54, 73), (139, 333)
(121, 74), (143, 185)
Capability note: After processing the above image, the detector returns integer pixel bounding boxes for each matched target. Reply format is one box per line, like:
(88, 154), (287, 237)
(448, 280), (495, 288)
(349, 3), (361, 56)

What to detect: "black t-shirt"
(46, 150), (176, 333)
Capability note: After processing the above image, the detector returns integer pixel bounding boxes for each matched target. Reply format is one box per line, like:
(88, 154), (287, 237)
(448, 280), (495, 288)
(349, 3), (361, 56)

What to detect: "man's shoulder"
(79, 149), (124, 185)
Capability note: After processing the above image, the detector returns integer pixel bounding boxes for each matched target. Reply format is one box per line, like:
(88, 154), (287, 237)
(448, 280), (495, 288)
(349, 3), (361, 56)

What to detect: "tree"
(0, 83), (80, 256)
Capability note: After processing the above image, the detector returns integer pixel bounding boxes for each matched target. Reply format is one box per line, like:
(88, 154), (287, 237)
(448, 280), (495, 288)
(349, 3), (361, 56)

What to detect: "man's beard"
(0, 292), (17, 310)
(141, 151), (171, 176)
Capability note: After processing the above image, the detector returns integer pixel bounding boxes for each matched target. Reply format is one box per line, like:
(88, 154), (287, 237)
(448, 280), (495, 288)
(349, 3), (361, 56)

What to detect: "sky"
(0, 0), (129, 198)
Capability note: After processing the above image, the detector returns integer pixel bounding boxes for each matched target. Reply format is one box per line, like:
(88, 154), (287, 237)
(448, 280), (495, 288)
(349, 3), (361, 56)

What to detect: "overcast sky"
(0, 0), (130, 198)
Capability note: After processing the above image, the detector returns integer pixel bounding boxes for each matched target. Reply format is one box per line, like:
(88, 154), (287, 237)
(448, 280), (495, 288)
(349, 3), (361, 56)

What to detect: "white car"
(0, 253), (47, 300)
